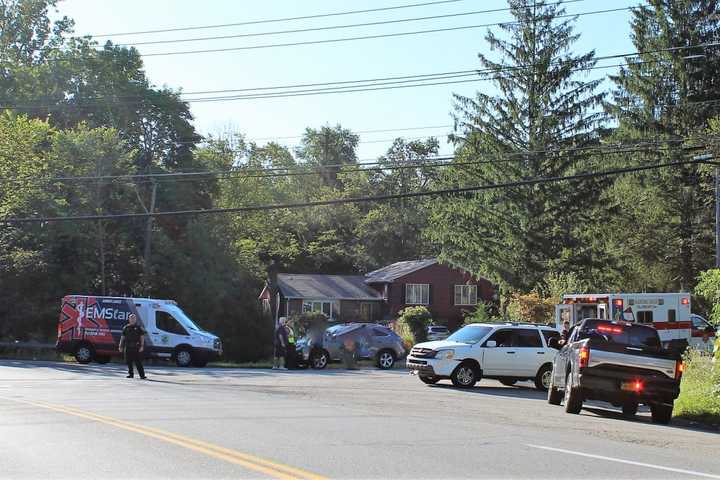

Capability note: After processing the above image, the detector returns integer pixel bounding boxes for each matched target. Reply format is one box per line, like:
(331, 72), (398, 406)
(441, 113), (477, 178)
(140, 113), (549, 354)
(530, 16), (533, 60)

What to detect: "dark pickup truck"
(547, 319), (683, 424)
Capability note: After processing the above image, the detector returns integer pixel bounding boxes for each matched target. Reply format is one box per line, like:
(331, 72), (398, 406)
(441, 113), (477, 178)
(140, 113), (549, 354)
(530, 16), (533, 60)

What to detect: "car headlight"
(434, 349), (455, 360)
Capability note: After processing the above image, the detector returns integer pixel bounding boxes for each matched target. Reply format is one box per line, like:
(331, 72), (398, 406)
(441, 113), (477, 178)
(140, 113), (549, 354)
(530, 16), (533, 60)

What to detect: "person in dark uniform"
(559, 320), (572, 346)
(119, 314), (147, 379)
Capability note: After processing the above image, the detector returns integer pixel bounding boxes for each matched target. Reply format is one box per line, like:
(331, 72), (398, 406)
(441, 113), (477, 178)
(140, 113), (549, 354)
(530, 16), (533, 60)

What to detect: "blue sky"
(58, 0), (636, 160)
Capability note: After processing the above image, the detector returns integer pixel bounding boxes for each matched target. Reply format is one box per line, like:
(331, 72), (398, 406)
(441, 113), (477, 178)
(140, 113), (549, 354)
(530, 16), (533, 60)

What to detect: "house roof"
(277, 274), (383, 301)
(364, 258), (438, 283)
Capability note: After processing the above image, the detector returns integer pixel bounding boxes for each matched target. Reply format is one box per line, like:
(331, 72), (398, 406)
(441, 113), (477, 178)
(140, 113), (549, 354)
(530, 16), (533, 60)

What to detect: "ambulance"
(56, 296), (222, 367)
(555, 293), (714, 350)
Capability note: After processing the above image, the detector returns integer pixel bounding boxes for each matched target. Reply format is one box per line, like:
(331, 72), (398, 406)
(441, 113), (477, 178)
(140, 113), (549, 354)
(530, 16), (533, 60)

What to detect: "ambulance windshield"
(166, 305), (201, 332)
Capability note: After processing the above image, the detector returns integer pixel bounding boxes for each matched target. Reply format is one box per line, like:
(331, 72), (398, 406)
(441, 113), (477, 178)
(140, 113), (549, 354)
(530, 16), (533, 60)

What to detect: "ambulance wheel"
(95, 355), (111, 365)
(175, 347), (193, 367)
(74, 343), (94, 364)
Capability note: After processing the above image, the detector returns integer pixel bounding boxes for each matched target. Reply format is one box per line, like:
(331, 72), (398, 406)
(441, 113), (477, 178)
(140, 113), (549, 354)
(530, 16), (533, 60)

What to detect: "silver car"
(427, 325), (450, 341)
(297, 323), (406, 370)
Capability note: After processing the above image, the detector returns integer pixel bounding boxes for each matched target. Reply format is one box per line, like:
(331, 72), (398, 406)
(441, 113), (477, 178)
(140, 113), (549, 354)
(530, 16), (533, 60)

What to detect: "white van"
(57, 296), (222, 367)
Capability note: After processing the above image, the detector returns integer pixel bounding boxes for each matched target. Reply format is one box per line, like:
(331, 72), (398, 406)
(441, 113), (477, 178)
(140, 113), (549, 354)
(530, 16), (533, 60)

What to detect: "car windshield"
(446, 325), (493, 344)
(167, 305), (201, 332)
(579, 320), (660, 349)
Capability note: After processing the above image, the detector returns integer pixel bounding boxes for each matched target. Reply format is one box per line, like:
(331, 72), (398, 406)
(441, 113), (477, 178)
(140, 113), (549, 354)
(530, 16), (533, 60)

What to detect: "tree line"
(1, 0), (719, 360)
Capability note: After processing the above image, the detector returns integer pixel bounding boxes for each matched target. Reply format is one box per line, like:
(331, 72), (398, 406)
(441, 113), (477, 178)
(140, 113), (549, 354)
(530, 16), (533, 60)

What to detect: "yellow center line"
(3, 397), (328, 480)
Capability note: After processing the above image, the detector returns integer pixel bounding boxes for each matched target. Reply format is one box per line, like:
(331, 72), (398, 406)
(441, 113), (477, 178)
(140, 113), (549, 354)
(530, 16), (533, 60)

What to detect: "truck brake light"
(681, 298), (689, 305)
(675, 361), (684, 380)
(613, 299), (623, 307)
(579, 346), (590, 368)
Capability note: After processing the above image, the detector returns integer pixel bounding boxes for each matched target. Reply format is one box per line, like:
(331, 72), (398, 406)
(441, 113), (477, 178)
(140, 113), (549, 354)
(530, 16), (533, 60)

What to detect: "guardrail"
(0, 341), (59, 360)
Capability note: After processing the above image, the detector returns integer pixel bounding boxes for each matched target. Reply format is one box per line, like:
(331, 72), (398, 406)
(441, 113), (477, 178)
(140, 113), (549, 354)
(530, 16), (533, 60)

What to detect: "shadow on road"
(428, 382), (547, 401)
(0, 359), (409, 381)
(582, 406), (720, 434)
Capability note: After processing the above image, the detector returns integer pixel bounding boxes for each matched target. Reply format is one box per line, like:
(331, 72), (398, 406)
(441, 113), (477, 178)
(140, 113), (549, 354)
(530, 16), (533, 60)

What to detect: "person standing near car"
(285, 320), (297, 369)
(273, 317), (289, 370)
(119, 314), (147, 379)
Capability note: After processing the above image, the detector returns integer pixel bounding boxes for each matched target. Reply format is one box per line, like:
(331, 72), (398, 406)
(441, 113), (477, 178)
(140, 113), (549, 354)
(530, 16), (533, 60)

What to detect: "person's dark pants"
(286, 344), (297, 369)
(125, 349), (145, 378)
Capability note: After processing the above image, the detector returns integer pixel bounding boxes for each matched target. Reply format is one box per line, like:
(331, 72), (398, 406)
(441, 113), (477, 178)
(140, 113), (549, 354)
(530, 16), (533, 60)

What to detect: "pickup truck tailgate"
(588, 348), (676, 379)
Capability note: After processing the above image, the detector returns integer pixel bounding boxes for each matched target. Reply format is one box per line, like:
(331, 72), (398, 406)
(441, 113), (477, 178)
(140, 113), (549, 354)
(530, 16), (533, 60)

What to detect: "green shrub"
(696, 269), (720, 326)
(506, 292), (554, 324)
(674, 350), (720, 425)
(288, 312), (328, 338)
(397, 306), (432, 344)
(463, 303), (502, 325)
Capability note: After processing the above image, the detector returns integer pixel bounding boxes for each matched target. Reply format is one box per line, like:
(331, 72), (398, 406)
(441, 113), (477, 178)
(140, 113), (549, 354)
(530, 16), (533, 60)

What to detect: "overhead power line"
(118, 4), (585, 47)
(89, 0), (588, 39)
(0, 158), (709, 224)
(246, 125), (453, 142)
(2, 138), (709, 186)
(10, 41), (718, 112)
(135, 6), (634, 58)
(89, 0), (471, 37)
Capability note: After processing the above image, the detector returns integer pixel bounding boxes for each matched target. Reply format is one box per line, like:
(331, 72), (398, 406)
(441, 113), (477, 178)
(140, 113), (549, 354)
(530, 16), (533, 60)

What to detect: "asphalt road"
(1, 360), (719, 480)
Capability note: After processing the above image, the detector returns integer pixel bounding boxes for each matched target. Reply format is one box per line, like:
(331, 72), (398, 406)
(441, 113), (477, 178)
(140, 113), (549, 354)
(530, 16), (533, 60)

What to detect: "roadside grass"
(674, 350), (720, 426)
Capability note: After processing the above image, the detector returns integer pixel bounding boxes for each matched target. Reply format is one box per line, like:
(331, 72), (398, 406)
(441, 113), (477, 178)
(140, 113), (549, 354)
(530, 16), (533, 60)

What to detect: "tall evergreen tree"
(428, 0), (605, 293)
(604, 0), (720, 290)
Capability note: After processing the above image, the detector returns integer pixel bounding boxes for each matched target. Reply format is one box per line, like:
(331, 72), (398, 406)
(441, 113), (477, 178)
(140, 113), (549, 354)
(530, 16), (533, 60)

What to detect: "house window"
(302, 300), (334, 318)
(406, 284), (430, 305)
(454, 285), (478, 306)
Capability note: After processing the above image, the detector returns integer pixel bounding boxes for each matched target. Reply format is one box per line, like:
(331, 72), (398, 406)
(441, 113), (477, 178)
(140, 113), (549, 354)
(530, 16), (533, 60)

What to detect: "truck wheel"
(563, 373), (583, 414)
(74, 343), (94, 364)
(622, 401), (638, 417)
(376, 350), (396, 370)
(650, 402), (673, 424)
(310, 350), (329, 370)
(547, 374), (563, 405)
(534, 364), (553, 391)
(419, 375), (439, 385)
(451, 363), (479, 388)
(175, 347), (193, 367)
(499, 378), (517, 386)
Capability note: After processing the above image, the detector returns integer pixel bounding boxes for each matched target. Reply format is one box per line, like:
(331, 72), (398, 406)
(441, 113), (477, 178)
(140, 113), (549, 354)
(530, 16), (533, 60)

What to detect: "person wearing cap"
(273, 317), (289, 370)
(119, 314), (147, 379)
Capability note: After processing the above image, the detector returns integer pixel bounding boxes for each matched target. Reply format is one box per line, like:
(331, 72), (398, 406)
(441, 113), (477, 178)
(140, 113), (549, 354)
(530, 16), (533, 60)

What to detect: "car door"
(481, 329), (515, 376)
(553, 327), (578, 388)
(510, 328), (546, 376)
(149, 308), (191, 357)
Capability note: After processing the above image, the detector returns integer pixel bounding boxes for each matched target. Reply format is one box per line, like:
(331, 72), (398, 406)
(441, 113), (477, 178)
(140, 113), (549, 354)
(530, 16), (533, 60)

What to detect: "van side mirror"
(548, 337), (560, 349)
(486, 340), (497, 348)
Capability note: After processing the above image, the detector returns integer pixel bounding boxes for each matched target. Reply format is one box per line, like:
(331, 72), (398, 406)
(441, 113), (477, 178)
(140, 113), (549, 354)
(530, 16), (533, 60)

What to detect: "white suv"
(407, 323), (560, 390)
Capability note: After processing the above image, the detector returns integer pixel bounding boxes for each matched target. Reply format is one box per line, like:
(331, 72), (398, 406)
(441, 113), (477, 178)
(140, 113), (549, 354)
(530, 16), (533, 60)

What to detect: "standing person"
(286, 321), (297, 369)
(119, 314), (147, 379)
(273, 317), (289, 370)
(558, 320), (572, 346)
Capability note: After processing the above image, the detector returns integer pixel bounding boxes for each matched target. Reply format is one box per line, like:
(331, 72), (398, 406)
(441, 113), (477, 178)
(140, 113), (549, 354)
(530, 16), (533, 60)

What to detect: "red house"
(364, 259), (495, 328)
(259, 259), (495, 329)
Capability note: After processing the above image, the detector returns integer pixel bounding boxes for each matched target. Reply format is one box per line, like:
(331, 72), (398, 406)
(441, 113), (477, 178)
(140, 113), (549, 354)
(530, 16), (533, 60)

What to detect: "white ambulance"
(57, 296), (223, 367)
(555, 293), (713, 350)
